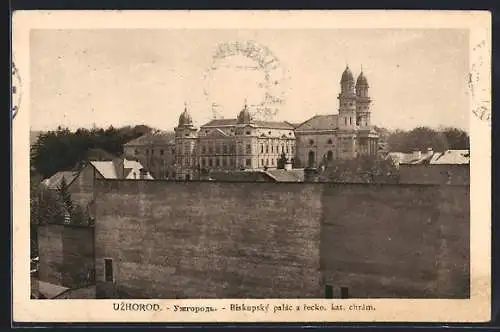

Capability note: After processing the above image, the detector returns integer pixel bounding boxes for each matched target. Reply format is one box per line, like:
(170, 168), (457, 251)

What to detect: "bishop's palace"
(124, 66), (380, 180)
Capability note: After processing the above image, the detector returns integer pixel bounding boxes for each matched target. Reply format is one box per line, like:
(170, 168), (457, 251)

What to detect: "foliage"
(384, 126), (469, 153)
(318, 155), (400, 184)
(31, 125), (154, 179)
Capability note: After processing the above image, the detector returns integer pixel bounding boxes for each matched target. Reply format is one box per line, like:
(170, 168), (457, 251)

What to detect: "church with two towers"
(173, 66), (379, 180)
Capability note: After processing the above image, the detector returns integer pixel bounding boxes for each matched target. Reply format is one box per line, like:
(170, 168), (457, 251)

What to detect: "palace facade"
(126, 66), (380, 180)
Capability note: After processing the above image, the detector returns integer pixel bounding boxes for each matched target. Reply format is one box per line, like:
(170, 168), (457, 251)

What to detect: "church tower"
(338, 65), (357, 130)
(337, 65), (357, 159)
(174, 103), (198, 180)
(355, 67), (371, 128)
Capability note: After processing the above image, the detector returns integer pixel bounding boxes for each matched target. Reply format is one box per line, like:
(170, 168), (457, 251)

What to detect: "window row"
(134, 148), (174, 156)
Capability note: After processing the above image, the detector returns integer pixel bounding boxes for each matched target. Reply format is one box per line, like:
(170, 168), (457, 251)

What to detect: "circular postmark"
(12, 61), (22, 120)
(468, 39), (491, 125)
(203, 40), (289, 121)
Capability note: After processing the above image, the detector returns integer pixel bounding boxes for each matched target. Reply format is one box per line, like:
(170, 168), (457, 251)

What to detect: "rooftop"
(201, 119), (295, 130)
(42, 171), (79, 190)
(295, 114), (338, 131)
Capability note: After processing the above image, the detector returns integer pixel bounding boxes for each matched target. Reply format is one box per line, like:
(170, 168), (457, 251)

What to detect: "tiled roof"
(201, 119), (295, 130)
(42, 171), (79, 190)
(90, 161), (118, 179)
(430, 150), (470, 165)
(124, 131), (175, 146)
(391, 149), (470, 166)
(201, 119), (238, 127)
(266, 169), (305, 182)
(254, 121), (295, 130)
(295, 115), (338, 131)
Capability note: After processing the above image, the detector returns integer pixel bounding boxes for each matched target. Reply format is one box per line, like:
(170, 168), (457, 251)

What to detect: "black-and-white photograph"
(12, 11), (490, 324)
(27, 27), (473, 301)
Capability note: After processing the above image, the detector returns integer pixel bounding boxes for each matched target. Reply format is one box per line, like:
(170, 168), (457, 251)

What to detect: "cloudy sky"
(30, 28), (470, 131)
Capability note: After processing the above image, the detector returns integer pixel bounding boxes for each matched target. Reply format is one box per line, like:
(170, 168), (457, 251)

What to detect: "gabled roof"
(124, 131), (175, 147)
(42, 171), (79, 190)
(206, 128), (230, 137)
(90, 159), (154, 179)
(90, 161), (118, 179)
(430, 150), (470, 165)
(295, 114), (338, 131)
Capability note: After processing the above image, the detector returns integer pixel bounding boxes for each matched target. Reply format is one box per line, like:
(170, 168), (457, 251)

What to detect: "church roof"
(295, 114), (338, 131)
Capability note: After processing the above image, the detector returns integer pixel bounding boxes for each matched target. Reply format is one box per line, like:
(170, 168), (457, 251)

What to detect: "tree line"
(31, 125), (154, 179)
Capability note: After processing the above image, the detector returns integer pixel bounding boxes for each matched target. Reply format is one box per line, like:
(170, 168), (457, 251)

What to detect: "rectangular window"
(223, 145), (228, 154)
(271, 145), (274, 153)
(261, 144), (264, 153)
(340, 287), (349, 299)
(246, 144), (251, 154)
(151, 149), (155, 155)
(291, 146), (294, 154)
(246, 158), (251, 166)
(271, 159), (274, 165)
(104, 259), (113, 282)
(345, 118), (347, 125)
(209, 146), (213, 154)
(146, 149), (149, 155)
(208, 159), (213, 167)
(261, 159), (264, 166)
(216, 159), (220, 167)
(230, 159), (235, 166)
(222, 158), (227, 167)
(215, 144), (221, 154)
(325, 285), (333, 299)
(160, 149), (164, 155)
(201, 159), (206, 167)
(202, 146), (206, 154)
(134, 149), (138, 155)
(266, 145), (269, 153)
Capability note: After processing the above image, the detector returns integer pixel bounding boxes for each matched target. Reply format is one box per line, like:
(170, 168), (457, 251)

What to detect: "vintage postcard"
(12, 10), (491, 323)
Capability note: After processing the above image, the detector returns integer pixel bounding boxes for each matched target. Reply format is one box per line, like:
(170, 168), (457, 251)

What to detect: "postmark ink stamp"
(203, 40), (289, 120)
(468, 39), (491, 125)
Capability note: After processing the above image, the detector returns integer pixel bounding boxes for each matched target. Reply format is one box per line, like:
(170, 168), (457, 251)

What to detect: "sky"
(30, 28), (470, 132)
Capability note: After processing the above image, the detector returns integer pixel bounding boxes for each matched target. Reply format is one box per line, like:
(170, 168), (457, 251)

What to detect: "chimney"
(113, 157), (125, 179)
(412, 149), (422, 161)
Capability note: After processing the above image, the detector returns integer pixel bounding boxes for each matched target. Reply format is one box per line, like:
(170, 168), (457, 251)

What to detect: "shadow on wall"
(91, 180), (469, 300)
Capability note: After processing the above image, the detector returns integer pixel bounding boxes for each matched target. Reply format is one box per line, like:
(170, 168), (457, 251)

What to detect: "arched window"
(309, 139), (314, 146)
(327, 150), (334, 161)
(327, 139), (333, 144)
(308, 150), (315, 167)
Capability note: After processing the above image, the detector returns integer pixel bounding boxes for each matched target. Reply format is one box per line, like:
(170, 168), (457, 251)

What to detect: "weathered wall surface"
(94, 181), (323, 299)
(399, 164), (469, 185)
(92, 180), (469, 299)
(320, 184), (469, 298)
(37, 225), (95, 288)
(69, 164), (100, 218)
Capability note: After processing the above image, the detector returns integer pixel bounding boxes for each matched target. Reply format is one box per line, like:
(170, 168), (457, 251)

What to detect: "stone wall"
(399, 164), (469, 185)
(37, 224), (95, 288)
(320, 183), (469, 298)
(93, 180), (470, 299)
(94, 181), (323, 299)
